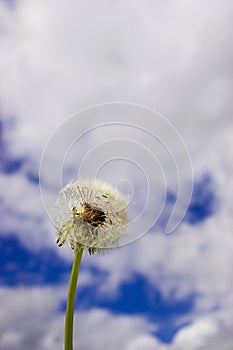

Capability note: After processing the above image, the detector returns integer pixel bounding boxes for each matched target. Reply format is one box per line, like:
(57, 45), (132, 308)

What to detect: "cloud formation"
(0, 0), (233, 349)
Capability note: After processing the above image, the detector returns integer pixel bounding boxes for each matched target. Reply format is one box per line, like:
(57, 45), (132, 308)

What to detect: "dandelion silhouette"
(54, 179), (128, 349)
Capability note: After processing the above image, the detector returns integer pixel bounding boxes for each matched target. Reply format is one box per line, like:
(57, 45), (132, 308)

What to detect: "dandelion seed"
(55, 179), (128, 254)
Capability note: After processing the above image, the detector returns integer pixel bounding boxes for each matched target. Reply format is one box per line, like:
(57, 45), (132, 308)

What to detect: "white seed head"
(54, 179), (128, 254)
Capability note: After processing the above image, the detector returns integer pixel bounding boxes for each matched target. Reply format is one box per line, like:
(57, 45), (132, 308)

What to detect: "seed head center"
(81, 203), (106, 227)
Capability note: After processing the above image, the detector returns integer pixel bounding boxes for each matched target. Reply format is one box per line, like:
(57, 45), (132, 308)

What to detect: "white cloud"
(0, 171), (55, 251)
(173, 318), (218, 349)
(0, 0), (232, 156)
(1, 286), (233, 350)
(0, 286), (64, 350)
(171, 307), (233, 350)
(124, 335), (163, 350)
(0, 286), (159, 350)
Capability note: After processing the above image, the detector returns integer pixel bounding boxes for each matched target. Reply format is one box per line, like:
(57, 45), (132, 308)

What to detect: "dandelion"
(55, 179), (128, 254)
(54, 179), (128, 350)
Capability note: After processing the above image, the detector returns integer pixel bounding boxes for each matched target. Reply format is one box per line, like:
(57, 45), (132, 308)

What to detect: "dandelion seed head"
(55, 179), (128, 254)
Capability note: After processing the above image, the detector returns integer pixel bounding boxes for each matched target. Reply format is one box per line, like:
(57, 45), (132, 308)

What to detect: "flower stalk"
(65, 248), (84, 350)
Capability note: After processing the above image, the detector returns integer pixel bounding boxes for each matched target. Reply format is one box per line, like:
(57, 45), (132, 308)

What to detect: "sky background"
(0, 0), (233, 349)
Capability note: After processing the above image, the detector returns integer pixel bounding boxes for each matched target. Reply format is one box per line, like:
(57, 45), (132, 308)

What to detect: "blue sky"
(0, 1), (233, 349)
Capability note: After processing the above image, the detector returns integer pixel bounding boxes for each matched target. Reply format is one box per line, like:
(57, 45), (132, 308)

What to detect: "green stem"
(65, 248), (84, 350)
